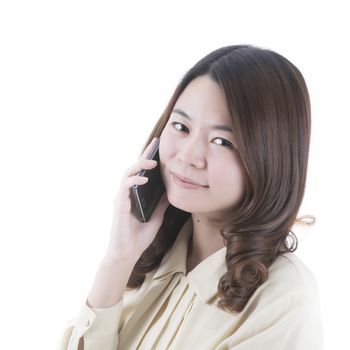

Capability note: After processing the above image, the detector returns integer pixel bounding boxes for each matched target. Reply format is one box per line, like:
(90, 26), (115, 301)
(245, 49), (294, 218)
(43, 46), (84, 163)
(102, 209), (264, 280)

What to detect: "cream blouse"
(57, 217), (323, 349)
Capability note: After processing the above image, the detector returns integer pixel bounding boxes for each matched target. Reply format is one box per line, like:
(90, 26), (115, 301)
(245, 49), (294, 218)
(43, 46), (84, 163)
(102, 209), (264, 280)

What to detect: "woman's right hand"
(106, 137), (170, 262)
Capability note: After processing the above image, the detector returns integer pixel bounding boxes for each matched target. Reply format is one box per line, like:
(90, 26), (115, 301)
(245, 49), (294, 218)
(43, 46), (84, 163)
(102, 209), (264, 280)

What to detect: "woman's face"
(159, 75), (245, 215)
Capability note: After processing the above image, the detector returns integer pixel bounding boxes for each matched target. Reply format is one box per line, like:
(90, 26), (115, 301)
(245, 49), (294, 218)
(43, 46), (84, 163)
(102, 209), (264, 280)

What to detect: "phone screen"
(130, 138), (166, 222)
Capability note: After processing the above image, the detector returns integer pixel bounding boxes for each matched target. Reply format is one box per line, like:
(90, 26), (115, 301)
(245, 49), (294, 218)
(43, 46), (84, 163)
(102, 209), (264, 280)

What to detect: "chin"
(166, 193), (208, 213)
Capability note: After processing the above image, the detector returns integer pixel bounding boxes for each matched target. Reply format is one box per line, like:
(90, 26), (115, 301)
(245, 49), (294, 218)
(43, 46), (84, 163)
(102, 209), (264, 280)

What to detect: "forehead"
(173, 75), (232, 125)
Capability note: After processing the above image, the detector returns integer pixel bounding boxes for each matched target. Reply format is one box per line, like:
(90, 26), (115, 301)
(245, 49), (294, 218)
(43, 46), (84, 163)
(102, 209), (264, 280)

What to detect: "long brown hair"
(126, 44), (315, 314)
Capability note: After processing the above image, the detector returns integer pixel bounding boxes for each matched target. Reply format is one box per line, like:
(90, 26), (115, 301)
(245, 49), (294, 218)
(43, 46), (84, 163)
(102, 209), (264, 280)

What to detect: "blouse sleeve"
(57, 299), (123, 350)
(225, 290), (323, 350)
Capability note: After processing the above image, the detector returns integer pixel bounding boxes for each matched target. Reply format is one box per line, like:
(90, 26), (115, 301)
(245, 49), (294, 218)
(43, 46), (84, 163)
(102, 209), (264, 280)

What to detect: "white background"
(0, 1), (348, 349)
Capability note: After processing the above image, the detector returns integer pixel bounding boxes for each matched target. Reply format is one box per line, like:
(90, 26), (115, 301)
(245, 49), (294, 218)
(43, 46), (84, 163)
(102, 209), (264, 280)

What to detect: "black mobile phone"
(130, 138), (166, 223)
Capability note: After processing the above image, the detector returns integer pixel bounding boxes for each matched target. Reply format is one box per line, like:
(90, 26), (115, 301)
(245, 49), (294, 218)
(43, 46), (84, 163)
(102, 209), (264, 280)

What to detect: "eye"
(171, 122), (234, 149)
(213, 138), (234, 148)
(172, 121), (189, 133)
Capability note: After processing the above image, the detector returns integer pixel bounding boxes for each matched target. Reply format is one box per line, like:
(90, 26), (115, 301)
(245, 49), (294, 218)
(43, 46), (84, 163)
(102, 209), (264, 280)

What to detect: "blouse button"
(83, 318), (90, 327)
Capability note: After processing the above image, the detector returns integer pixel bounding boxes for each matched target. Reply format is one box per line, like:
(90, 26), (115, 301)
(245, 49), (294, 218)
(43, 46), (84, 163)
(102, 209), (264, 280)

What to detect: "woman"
(58, 44), (323, 349)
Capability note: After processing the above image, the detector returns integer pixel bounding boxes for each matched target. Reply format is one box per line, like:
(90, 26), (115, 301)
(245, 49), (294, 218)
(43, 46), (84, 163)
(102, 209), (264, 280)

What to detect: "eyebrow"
(171, 108), (234, 133)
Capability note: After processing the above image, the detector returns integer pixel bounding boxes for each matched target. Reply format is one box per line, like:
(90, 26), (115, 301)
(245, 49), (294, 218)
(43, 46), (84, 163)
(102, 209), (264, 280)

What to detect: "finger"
(124, 174), (149, 188)
(117, 175), (149, 202)
(124, 158), (158, 178)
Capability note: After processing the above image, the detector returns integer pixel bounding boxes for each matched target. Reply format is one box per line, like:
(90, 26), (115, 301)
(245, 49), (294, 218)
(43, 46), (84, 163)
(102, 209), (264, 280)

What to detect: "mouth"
(171, 172), (208, 189)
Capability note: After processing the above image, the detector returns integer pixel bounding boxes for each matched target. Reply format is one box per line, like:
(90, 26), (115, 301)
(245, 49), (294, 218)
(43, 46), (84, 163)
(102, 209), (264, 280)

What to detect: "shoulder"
(244, 252), (321, 313)
(268, 252), (319, 296)
(222, 253), (324, 349)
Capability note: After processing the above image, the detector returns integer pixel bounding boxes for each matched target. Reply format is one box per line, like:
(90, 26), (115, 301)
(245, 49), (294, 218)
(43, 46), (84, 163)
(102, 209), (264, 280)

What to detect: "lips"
(171, 172), (207, 187)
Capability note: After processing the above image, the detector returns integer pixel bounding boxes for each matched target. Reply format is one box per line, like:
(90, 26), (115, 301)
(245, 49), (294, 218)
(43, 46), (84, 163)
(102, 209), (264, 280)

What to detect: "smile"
(171, 172), (208, 190)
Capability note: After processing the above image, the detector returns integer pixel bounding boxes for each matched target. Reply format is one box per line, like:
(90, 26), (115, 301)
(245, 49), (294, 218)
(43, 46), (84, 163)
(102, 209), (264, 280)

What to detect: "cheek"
(159, 133), (170, 159)
(210, 160), (245, 191)
(160, 129), (178, 158)
(159, 131), (176, 169)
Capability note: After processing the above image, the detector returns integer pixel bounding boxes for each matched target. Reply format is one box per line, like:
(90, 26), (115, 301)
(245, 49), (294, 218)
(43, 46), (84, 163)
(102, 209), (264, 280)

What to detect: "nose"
(176, 136), (206, 168)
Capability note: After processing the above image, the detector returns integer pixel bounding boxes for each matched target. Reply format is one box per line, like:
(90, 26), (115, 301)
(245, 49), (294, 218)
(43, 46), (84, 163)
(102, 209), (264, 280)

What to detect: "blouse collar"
(152, 217), (227, 304)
